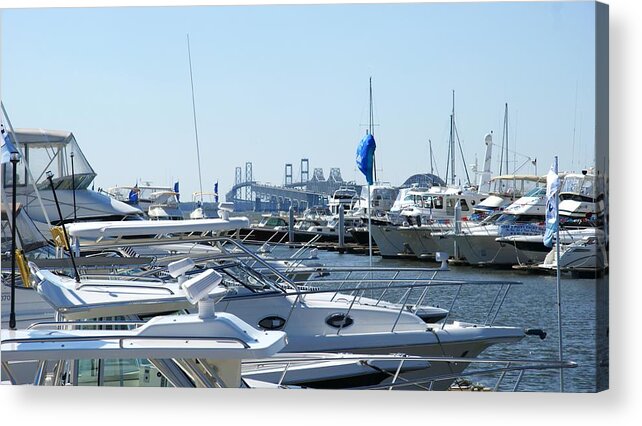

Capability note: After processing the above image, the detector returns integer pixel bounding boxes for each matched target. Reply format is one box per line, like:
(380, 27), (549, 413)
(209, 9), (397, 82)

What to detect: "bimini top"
(11, 128), (74, 146)
(9, 128), (96, 190)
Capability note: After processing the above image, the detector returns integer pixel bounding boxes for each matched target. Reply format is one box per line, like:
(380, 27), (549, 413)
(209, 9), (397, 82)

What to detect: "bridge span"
(225, 181), (328, 212)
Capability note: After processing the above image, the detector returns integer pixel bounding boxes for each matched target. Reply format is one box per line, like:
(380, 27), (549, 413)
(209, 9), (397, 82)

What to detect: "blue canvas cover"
(356, 133), (376, 185)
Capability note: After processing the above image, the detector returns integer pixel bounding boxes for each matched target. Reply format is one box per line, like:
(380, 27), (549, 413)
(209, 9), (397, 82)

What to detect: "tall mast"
(369, 76), (377, 183)
(187, 33), (204, 203)
(450, 90), (456, 185)
(500, 102), (509, 175)
(429, 139), (434, 176)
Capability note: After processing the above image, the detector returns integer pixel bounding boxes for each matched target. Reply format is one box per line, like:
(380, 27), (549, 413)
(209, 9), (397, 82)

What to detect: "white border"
(0, 1), (637, 424)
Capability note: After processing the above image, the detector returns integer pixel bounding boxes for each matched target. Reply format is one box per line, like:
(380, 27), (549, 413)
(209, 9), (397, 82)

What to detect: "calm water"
(273, 246), (609, 393)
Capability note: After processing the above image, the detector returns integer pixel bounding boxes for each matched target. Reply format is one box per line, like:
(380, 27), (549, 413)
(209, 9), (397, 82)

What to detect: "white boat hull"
(370, 224), (417, 258)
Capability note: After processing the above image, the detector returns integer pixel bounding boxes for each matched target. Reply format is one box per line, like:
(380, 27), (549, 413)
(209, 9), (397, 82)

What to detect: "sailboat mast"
(504, 103), (509, 175)
(450, 90), (456, 185)
(369, 76), (377, 183)
(187, 33), (204, 203)
(429, 139), (434, 176)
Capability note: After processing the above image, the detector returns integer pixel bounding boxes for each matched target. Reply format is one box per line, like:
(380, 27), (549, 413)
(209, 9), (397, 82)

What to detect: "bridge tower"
(245, 162), (253, 200)
(300, 158), (309, 184)
(285, 163), (293, 185)
(235, 166), (242, 199)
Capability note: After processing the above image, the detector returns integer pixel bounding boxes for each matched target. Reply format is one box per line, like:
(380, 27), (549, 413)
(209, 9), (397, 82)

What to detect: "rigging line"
(453, 120), (471, 186)
(572, 80), (579, 170)
(489, 140), (534, 162)
(430, 140), (441, 180)
(444, 128), (451, 186)
(187, 34), (204, 202)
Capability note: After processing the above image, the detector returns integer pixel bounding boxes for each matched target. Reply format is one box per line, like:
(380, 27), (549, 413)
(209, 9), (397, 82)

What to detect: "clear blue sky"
(1, 1), (596, 199)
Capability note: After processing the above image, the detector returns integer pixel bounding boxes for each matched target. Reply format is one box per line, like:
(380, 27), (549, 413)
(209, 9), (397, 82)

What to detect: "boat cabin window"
(434, 196), (443, 209)
(76, 358), (171, 387)
(460, 199), (469, 211)
(264, 217), (287, 227)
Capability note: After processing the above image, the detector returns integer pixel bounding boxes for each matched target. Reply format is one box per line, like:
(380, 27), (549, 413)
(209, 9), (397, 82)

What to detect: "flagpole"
(367, 182), (372, 267)
(554, 155), (564, 391)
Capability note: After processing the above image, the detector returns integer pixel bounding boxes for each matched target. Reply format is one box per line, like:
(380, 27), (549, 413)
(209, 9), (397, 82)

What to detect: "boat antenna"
(46, 171), (81, 284)
(70, 151), (77, 221)
(8, 151), (19, 330)
(187, 33), (204, 203)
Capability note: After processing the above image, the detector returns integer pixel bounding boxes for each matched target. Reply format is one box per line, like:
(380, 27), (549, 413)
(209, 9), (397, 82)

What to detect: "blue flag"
(173, 181), (180, 202)
(543, 164), (560, 248)
(128, 184), (139, 204)
(356, 133), (376, 185)
(1, 123), (19, 164)
(214, 181), (219, 203)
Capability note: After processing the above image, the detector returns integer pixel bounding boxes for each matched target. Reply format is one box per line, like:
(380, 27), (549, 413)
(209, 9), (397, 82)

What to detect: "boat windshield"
(523, 187), (546, 198)
(560, 175), (600, 200)
(495, 213), (543, 224)
(210, 262), (282, 294)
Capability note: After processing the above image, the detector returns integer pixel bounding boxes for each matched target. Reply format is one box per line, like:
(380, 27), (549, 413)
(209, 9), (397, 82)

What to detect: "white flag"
(543, 163), (560, 248)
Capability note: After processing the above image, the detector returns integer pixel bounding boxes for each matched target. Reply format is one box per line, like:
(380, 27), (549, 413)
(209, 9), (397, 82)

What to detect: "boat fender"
(524, 328), (547, 340)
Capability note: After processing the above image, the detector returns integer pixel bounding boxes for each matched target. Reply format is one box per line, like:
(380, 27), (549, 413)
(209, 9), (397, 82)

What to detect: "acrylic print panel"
(0, 0), (608, 394)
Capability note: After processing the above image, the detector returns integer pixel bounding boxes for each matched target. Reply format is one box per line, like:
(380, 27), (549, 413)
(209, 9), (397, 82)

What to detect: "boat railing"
(278, 276), (521, 333)
(75, 273), (167, 283)
(364, 358), (577, 391)
(27, 320), (147, 330)
(242, 355), (578, 391)
(1, 334), (252, 349)
(70, 236), (521, 332)
(1, 345), (576, 389)
(56, 234), (519, 332)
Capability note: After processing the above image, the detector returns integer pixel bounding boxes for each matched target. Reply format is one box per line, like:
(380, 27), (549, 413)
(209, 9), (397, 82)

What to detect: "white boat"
(20, 237), (542, 391)
(2, 129), (144, 233)
(495, 227), (604, 267)
(4, 202), (546, 390)
(536, 233), (608, 275)
(470, 174), (546, 221)
(1, 271), (288, 388)
(369, 222), (418, 258)
(328, 187), (360, 215)
(447, 187), (548, 266)
(351, 183), (399, 218)
(397, 185), (487, 226)
(558, 169), (607, 227)
(369, 186), (486, 259)
(189, 192), (220, 219)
